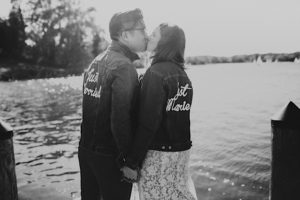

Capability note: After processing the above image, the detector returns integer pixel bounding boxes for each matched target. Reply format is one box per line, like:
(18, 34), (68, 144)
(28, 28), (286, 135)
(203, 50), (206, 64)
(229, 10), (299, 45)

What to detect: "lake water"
(1, 62), (300, 200)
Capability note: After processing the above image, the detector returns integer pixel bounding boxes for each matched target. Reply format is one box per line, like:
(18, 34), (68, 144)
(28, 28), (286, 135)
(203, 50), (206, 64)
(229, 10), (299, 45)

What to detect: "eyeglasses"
(122, 28), (147, 35)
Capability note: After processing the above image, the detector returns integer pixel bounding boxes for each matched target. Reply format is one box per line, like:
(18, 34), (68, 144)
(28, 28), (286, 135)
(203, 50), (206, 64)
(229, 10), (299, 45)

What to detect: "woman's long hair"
(152, 23), (186, 68)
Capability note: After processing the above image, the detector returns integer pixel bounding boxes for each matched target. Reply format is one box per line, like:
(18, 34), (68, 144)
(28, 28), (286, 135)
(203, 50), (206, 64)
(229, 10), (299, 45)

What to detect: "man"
(79, 8), (148, 200)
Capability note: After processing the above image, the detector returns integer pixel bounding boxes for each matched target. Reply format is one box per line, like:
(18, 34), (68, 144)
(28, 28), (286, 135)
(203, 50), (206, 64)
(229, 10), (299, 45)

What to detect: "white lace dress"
(131, 149), (198, 200)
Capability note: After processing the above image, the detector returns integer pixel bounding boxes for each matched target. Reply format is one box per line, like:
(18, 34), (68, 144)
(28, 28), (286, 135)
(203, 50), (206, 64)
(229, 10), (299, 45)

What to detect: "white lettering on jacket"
(166, 83), (192, 112)
(83, 68), (101, 99)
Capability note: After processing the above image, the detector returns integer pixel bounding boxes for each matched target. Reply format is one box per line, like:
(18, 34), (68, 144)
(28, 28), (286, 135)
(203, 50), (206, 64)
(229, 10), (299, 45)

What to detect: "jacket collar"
(108, 40), (140, 62)
(151, 56), (184, 69)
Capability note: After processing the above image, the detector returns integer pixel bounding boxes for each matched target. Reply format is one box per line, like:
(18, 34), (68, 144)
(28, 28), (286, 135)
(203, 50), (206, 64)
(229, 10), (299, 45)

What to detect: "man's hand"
(120, 166), (139, 183)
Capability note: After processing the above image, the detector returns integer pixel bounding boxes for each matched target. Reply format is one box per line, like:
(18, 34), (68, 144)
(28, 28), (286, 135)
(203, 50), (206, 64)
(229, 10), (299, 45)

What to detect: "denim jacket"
(80, 41), (140, 168)
(126, 60), (193, 169)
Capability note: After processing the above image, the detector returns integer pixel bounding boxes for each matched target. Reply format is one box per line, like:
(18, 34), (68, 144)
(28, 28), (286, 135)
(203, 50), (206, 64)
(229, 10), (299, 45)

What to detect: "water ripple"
(1, 64), (300, 199)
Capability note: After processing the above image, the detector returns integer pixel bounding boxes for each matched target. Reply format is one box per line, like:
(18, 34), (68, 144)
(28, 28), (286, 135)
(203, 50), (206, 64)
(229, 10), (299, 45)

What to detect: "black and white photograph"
(1, 0), (300, 199)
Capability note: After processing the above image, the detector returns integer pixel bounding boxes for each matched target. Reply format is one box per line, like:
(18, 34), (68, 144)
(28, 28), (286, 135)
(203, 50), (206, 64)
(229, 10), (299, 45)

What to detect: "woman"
(124, 23), (197, 200)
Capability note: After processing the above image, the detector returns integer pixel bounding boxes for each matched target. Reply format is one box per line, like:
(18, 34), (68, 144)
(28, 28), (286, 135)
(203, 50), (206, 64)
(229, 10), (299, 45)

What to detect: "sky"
(1, 0), (299, 56)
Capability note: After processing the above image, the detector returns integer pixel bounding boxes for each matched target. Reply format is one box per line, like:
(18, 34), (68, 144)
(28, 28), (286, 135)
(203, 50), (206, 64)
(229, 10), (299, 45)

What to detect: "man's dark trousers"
(78, 146), (132, 200)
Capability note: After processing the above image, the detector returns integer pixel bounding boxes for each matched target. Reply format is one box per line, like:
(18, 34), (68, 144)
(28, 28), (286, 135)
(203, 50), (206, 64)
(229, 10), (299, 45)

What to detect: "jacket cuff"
(124, 156), (140, 170)
(116, 152), (126, 168)
(116, 153), (140, 170)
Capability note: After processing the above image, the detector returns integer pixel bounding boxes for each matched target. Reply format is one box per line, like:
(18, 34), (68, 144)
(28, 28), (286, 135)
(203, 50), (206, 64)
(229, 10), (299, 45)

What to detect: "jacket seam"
(148, 68), (164, 78)
(163, 74), (188, 81)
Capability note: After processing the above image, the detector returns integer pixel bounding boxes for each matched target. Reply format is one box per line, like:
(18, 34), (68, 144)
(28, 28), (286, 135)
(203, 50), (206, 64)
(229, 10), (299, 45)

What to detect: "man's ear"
(120, 31), (129, 41)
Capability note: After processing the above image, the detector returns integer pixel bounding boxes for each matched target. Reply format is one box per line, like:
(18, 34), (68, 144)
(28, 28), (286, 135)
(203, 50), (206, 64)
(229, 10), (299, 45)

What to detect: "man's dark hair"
(109, 8), (144, 41)
(152, 23), (186, 68)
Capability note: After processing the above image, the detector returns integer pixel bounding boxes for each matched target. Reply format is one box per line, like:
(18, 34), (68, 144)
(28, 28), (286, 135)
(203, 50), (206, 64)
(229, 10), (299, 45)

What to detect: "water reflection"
(0, 76), (82, 199)
(1, 64), (300, 200)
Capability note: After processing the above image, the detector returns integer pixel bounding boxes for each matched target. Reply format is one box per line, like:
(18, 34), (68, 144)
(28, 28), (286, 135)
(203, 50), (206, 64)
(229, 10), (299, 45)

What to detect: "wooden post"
(270, 101), (300, 200)
(0, 119), (18, 200)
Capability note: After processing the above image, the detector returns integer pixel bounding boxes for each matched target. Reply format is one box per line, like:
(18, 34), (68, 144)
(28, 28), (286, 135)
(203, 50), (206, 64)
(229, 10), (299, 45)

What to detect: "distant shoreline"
(186, 52), (300, 65)
(0, 60), (82, 81)
(1, 51), (299, 81)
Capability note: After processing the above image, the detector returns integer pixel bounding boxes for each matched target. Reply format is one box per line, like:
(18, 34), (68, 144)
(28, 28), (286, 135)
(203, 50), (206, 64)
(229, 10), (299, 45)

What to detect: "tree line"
(0, 0), (108, 76)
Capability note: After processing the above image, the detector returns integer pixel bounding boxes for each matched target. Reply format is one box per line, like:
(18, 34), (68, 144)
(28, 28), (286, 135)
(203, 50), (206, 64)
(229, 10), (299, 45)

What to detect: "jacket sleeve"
(125, 69), (165, 169)
(111, 63), (136, 168)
